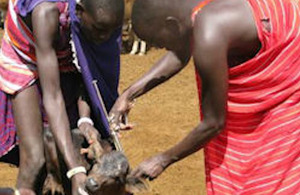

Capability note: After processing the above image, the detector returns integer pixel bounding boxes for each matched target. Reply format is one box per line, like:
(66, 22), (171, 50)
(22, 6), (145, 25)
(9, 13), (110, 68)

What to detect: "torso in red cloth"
(193, 0), (300, 194)
(0, 0), (76, 158)
(0, 0), (75, 94)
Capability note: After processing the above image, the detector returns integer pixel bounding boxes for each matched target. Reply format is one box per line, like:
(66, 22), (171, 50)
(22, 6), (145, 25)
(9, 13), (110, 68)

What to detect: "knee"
(30, 148), (45, 169)
(21, 147), (45, 173)
(18, 149), (45, 187)
(30, 154), (45, 169)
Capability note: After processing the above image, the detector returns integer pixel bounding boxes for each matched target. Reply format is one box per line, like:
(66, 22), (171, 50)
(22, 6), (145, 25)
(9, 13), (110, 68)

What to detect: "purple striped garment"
(0, 91), (17, 157)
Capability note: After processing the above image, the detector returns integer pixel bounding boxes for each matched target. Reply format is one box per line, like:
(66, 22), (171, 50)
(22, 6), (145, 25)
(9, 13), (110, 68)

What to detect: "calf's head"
(85, 151), (148, 195)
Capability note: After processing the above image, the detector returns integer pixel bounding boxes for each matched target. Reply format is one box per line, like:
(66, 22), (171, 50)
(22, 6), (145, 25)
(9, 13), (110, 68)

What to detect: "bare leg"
(12, 85), (46, 195)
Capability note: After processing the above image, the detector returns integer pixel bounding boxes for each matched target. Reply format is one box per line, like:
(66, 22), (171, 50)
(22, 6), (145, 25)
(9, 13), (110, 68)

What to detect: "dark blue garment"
(68, 0), (121, 138)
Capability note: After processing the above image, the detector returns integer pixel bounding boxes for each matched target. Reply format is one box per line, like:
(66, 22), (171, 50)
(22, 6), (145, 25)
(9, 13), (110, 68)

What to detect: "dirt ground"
(0, 48), (206, 194)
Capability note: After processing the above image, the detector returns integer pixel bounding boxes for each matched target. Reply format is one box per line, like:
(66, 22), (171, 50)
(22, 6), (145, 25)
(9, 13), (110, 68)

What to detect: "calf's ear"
(125, 175), (149, 193)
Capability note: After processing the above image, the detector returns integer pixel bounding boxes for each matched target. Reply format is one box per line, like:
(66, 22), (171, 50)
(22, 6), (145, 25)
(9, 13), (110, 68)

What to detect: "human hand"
(131, 154), (171, 181)
(109, 94), (135, 131)
(79, 123), (104, 159)
(72, 173), (87, 195)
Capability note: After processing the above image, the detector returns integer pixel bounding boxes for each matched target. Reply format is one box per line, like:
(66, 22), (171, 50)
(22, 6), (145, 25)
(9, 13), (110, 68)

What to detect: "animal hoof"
(43, 174), (64, 195)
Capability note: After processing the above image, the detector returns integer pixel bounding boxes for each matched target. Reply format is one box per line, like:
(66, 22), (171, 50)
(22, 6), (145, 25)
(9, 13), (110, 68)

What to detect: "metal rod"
(92, 80), (123, 151)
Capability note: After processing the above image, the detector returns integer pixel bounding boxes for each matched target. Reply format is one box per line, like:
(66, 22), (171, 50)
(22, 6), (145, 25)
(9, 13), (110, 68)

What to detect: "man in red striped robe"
(109, 0), (300, 194)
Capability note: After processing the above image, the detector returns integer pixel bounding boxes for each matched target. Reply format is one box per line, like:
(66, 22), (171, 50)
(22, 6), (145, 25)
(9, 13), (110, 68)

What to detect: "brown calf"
(42, 128), (148, 195)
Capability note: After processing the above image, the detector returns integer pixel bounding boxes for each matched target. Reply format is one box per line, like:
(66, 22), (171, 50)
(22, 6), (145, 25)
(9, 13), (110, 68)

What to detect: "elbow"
(215, 121), (225, 134)
(205, 118), (226, 135)
(42, 93), (64, 112)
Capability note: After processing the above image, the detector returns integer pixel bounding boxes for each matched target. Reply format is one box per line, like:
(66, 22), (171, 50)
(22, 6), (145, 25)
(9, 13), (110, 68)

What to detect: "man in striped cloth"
(109, 0), (300, 194)
(0, 0), (124, 194)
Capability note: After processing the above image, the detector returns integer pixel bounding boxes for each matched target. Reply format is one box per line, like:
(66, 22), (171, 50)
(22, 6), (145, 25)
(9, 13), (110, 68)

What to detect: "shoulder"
(193, 0), (257, 48)
(31, 2), (60, 46)
(32, 2), (59, 20)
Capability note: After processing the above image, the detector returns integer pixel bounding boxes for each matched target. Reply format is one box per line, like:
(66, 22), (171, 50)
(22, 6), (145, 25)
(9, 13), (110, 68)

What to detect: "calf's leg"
(138, 41), (146, 56)
(43, 128), (64, 195)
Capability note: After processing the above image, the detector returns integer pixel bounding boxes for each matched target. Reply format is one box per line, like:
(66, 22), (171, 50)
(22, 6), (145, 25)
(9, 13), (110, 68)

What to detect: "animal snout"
(85, 177), (100, 192)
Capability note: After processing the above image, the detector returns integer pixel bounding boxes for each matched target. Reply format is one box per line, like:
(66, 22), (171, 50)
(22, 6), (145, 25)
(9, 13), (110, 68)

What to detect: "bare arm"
(77, 87), (100, 141)
(125, 49), (191, 100)
(157, 0), (260, 166)
(109, 48), (191, 126)
(77, 87), (104, 159)
(132, 11), (231, 179)
(32, 3), (86, 189)
(161, 15), (229, 166)
(78, 86), (91, 118)
(77, 87), (95, 136)
(131, 0), (261, 180)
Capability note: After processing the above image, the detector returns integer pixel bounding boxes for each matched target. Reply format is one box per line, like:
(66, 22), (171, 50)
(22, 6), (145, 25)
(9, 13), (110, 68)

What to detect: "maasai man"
(0, 0), (124, 194)
(109, 0), (300, 194)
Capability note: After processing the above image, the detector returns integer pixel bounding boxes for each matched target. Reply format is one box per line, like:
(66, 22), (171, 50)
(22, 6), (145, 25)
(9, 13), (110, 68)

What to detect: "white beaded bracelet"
(15, 189), (20, 195)
(77, 117), (94, 128)
(66, 166), (87, 179)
